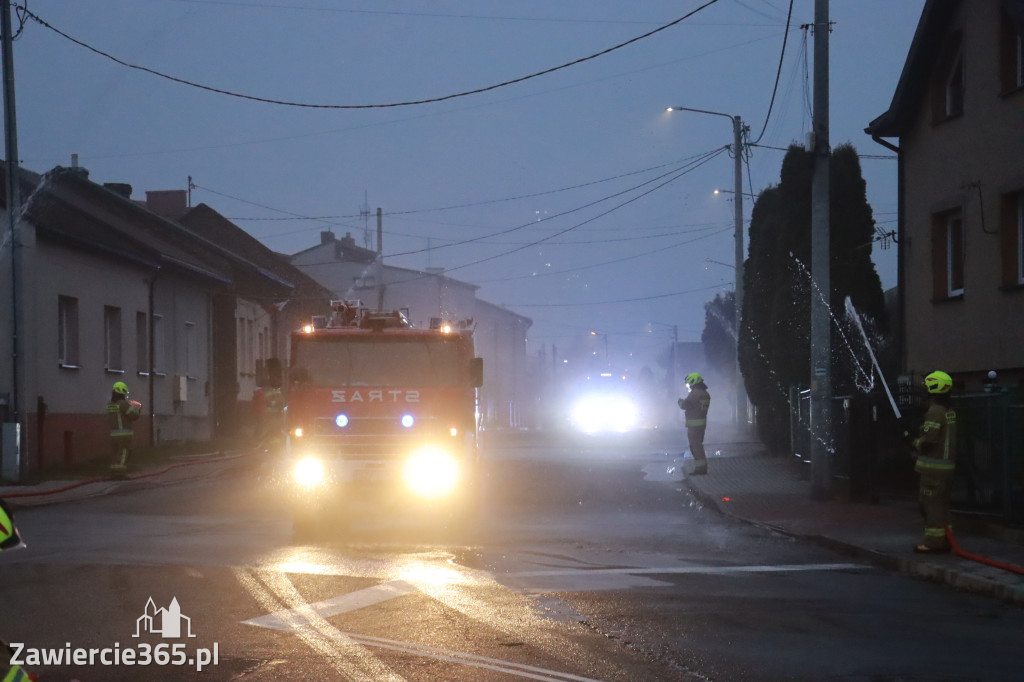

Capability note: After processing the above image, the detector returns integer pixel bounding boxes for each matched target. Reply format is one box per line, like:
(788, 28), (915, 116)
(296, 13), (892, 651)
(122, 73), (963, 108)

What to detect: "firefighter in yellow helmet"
(678, 372), (711, 475)
(911, 370), (957, 553)
(107, 381), (142, 477)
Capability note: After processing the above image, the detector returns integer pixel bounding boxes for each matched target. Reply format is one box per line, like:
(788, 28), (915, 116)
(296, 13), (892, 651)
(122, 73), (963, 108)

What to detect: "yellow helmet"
(0, 498), (24, 551)
(685, 372), (703, 386)
(924, 371), (952, 394)
(112, 381), (130, 396)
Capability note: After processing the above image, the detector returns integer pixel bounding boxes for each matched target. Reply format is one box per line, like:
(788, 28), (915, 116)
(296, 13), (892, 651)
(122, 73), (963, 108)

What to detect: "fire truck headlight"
(335, 413), (349, 428)
(291, 455), (328, 488)
(403, 447), (459, 499)
(401, 414), (415, 428)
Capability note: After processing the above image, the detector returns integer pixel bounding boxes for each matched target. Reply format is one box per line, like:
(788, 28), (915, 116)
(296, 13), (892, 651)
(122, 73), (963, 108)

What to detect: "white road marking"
(242, 580), (418, 631)
(236, 568), (406, 681)
(508, 562), (864, 578)
(337, 631), (608, 682)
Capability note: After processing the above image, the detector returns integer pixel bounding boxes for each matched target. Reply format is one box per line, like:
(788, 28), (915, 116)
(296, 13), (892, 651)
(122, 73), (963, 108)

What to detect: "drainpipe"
(870, 134), (905, 374)
(147, 267), (161, 447)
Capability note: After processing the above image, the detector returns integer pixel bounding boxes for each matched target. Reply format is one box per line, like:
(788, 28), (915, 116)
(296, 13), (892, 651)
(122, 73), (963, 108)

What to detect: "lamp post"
(667, 106), (748, 426)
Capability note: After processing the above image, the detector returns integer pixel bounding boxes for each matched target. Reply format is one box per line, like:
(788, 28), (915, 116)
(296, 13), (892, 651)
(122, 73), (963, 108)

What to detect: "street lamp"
(712, 188), (758, 199)
(666, 106), (748, 427)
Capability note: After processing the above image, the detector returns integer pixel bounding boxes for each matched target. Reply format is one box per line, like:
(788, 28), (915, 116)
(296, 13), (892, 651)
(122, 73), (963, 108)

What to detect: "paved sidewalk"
(684, 439), (1024, 606)
(0, 449), (260, 507)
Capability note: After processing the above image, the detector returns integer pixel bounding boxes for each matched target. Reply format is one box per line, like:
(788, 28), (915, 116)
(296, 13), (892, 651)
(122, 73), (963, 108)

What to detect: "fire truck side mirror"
(470, 357), (483, 388)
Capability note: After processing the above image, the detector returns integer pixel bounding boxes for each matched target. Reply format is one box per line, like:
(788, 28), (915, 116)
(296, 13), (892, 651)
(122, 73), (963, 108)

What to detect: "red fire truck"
(281, 300), (483, 536)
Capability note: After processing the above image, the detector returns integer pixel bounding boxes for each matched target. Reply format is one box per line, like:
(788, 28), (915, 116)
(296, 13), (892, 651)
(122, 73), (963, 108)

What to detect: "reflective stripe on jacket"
(914, 403), (956, 476)
(107, 399), (139, 436)
(2, 664), (30, 682)
(679, 387), (710, 428)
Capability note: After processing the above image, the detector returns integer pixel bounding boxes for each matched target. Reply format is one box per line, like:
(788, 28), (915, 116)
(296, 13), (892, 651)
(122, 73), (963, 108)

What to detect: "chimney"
(320, 230), (335, 245)
(67, 153), (89, 178)
(340, 232), (357, 249)
(103, 183), (133, 199)
(145, 190), (188, 219)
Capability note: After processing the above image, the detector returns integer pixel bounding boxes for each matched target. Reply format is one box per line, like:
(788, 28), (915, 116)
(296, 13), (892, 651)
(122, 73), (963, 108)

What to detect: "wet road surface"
(2, 431), (1022, 681)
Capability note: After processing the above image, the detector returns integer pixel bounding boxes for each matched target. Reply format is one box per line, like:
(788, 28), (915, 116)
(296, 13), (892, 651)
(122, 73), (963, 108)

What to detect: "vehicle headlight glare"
(335, 413), (349, 428)
(291, 455), (327, 488)
(403, 447), (459, 499)
(401, 414), (415, 428)
(570, 395), (638, 434)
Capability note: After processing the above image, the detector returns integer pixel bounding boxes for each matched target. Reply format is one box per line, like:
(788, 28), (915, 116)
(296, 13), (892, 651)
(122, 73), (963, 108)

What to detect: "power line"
(436, 148), (730, 275)
(20, 0), (723, 109)
(385, 147), (729, 260)
(170, 0), (667, 25)
(751, 0), (794, 144)
(473, 226), (732, 283)
(339, 148), (729, 289)
(506, 282), (730, 308)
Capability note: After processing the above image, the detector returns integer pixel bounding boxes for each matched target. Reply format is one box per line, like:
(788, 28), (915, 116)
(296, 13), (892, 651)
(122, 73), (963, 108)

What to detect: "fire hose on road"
(946, 527), (1024, 575)
(1, 449), (258, 500)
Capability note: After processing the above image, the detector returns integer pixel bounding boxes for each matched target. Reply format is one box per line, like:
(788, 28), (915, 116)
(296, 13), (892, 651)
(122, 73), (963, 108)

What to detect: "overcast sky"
(8, 0), (924, 370)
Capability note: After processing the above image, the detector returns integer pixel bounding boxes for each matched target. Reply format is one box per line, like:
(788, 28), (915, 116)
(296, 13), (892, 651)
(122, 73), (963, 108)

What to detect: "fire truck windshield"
(292, 337), (466, 387)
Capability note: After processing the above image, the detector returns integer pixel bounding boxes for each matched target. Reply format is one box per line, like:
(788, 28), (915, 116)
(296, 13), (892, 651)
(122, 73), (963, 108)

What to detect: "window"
(136, 312), (149, 374)
(1000, 4), (1024, 92)
(1001, 191), (1024, 286)
(931, 30), (964, 121)
(104, 306), (123, 371)
(247, 319), (254, 374)
(184, 321), (197, 377)
(1019, 195), (1023, 284)
(57, 295), (79, 367)
(945, 54), (964, 116)
(946, 214), (965, 296)
(237, 318), (246, 374)
(152, 314), (165, 374)
(931, 208), (965, 299)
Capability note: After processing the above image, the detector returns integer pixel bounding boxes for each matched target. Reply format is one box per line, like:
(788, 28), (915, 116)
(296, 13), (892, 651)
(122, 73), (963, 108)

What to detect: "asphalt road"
(2, 431), (1023, 681)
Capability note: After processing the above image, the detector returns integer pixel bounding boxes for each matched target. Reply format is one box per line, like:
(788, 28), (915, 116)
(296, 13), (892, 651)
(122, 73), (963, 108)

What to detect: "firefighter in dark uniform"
(911, 370), (957, 553)
(107, 381), (141, 477)
(678, 372), (711, 475)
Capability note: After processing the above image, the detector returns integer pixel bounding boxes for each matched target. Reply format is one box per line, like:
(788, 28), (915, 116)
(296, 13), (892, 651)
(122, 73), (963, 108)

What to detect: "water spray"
(843, 297), (901, 420)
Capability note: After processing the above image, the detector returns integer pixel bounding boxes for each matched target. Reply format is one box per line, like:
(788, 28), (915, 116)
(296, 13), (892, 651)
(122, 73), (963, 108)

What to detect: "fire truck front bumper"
(280, 445), (469, 504)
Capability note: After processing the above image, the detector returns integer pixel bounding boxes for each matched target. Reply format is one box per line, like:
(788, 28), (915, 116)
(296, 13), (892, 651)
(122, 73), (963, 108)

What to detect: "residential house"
(290, 230), (534, 428)
(0, 165), (231, 472)
(0, 164), (327, 475)
(866, 0), (1024, 391)
(169, 196), (337, 435)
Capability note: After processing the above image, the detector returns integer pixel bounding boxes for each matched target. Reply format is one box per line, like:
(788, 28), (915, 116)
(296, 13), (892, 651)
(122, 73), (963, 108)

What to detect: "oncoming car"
(566, 372), (644, 435)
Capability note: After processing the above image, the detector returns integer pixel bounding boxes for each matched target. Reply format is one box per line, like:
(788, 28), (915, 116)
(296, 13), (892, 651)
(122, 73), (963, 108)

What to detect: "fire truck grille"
(309, 419), (432, 458)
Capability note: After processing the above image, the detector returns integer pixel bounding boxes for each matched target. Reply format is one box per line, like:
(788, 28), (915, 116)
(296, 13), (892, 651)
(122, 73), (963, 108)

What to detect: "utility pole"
(731, 115), (746, 429)
(2, 0), (23, 481)
(376, 207), (385, 311)
(809, 0), (832, 499)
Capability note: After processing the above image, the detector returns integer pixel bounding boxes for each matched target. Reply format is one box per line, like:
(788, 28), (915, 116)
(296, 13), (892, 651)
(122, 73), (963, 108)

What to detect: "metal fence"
(789, 385), (1024, 523)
